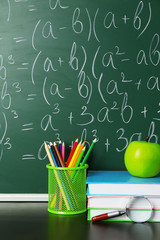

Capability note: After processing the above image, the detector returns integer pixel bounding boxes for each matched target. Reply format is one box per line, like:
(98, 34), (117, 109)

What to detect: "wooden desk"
(0, 203), (159, 240)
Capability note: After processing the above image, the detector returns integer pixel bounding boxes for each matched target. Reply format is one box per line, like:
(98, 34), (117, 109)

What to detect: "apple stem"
(146, 136), (149, 142)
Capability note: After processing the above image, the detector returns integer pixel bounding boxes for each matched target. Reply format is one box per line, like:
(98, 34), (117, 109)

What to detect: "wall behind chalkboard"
(0, 0), (160, 193)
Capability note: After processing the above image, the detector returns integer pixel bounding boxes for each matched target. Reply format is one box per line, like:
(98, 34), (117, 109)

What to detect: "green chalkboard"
(0, 0), (160, 193)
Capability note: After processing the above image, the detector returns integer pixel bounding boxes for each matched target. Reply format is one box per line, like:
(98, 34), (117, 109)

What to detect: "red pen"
(92, 210), (125, 222)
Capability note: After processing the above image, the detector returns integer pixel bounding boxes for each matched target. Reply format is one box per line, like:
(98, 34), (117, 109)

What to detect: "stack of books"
(86, 171), (160, 222)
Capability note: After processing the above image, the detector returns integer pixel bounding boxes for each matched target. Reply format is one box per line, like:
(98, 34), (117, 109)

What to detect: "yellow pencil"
(44, 141), (70, 210)
(71, 141), (85, 167)
(68, 140), (82, 167)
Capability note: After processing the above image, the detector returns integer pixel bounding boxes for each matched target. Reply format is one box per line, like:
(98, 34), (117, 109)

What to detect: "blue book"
(86, 171), (160, 196)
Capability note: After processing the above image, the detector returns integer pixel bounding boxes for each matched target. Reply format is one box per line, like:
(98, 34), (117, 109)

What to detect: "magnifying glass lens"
(126, 197), (153, 223)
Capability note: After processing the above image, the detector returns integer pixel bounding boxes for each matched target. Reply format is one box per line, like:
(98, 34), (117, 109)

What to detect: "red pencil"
(66, 137), (79, 167)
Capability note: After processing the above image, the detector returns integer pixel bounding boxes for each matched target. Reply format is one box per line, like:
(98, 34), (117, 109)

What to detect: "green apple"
(124, 141), (160, 177)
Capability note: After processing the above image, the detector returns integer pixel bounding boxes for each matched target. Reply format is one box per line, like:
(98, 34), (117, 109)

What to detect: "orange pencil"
(71, 141), (85, 167)
(68, 140), (82, 167)
(66, 137), (79, 167)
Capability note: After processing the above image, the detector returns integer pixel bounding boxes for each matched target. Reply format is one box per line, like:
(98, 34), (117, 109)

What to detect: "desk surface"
(0, 203), (159, 240)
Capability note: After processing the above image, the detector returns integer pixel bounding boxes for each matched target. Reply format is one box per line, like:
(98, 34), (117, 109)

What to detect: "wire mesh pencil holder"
(46, 164), (88, 215)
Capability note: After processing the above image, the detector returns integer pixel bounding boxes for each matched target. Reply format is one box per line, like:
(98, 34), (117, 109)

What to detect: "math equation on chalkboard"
(0, 0), (160, 174)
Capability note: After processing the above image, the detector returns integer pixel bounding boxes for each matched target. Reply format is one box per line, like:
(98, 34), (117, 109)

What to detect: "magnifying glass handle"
(92, 210), (125, 222)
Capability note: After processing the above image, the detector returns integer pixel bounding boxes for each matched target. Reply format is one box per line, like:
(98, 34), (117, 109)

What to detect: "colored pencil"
(74, 146), (86, 167)
(66, 137), (79, 167)
(53, 142), (79, 208)
(56, 184), (60, 209)
(44, 142), (55, 167)
(59, 141), (63, 209)
(49, 143), (63, 209)
(73, 138), (97, 183)
(59, 140), (62, 153)
(47, 144), (74, 210)
(62, 141), (65, 162)
(49, 144), (73, 209)
(80, 138), (97, 167)
(71, 141), (85, 167)
(70, 146), (86, 179)
(59, 140), (63, 209)
(68, 140), (82, 167)
(50, 142), (62, 208)
(44, 141), (71, 210)
(59, 192), (63, 210)
(53, 142), (65, 167)
(50, 142), (61, 167)
(49, 146), (58, 167)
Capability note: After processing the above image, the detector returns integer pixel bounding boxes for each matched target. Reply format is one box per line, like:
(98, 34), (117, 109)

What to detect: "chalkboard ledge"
(0, 194), (48, 202)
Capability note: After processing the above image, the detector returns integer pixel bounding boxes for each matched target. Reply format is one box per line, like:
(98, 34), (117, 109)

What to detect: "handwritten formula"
(0, 0), (160, 192)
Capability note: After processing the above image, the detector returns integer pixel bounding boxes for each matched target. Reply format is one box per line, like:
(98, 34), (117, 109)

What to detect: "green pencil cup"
(46, 164), (88, 215)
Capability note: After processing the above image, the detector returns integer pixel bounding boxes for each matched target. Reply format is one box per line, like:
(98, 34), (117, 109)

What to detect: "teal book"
(86, 171), (160, 196)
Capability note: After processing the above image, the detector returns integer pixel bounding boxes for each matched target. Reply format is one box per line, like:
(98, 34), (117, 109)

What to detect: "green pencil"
(81, 138), (97, 166)
(73, 138), (97, 182)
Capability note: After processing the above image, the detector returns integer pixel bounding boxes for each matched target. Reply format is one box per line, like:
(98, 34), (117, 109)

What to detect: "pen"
(92, 210), (125, 222)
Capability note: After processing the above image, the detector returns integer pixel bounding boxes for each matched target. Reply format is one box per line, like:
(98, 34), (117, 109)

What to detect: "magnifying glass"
(92, 196), (153, 223)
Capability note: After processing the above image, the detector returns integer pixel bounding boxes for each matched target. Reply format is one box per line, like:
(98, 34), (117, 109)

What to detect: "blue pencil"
(59, 140), (62, 154)
(50, 142), (61, 167)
